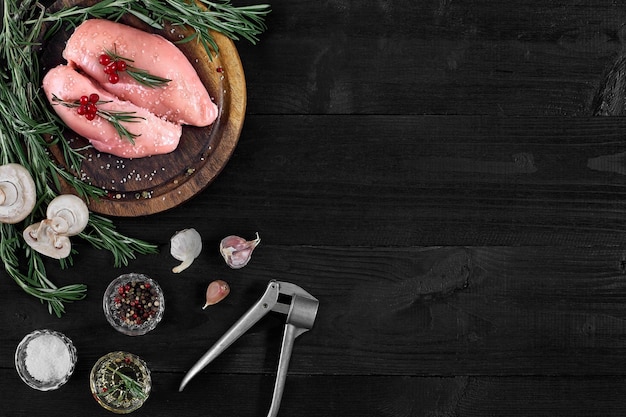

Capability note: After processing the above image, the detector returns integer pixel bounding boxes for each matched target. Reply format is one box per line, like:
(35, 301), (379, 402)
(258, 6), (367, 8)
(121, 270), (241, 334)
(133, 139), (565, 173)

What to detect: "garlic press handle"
(267, 292), (319, 417)
(179, 281), (280, 392)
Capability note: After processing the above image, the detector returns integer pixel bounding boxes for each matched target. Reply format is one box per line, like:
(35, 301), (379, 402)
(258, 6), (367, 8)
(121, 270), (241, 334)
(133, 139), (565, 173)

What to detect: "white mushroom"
(23, 222), (72, 259)
(170, 228), (202, 273)
(0, 163), (36, 224)
(23, 194), (89, 259)
(45, 194), (90, 236)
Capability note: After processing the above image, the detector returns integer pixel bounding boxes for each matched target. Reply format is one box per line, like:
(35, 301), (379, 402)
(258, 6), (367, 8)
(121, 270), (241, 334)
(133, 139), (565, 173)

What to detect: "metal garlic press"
(179, 280), (319, 417)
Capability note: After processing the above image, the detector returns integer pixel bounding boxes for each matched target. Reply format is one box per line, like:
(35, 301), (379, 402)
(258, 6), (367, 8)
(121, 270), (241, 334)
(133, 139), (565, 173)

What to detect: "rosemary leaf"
(80, 215), (159, 268)
(41, 0), (271, 59)
(0, 2), (159, 315)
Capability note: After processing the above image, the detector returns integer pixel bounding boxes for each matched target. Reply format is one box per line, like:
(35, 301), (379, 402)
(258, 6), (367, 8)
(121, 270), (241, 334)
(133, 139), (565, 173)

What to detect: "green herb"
(37, 0), (271, 59)
(0, 1), (158, 317)
(52, 94), (145, 144)
(104, 47), (171, 88)
(98, 365), (148, 401)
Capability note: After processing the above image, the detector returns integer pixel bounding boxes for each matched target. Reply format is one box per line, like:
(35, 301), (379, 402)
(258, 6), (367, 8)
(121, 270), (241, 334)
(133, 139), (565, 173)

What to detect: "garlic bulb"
(170, 228), (202, 273)
(203, 280), (230, 309)
(219, 232), (260, 269)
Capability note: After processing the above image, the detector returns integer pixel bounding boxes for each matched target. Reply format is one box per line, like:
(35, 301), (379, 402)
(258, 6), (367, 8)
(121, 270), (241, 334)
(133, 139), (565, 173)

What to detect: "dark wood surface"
(3, 0), (626, 415)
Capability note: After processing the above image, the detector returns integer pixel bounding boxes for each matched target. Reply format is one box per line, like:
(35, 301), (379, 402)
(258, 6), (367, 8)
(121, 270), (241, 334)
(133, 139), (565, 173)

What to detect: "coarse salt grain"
(24, 334), (72, 383)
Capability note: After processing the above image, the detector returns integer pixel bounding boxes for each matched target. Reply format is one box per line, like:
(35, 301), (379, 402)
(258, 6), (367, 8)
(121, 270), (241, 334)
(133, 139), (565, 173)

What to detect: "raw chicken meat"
(42, 65), (182, 159)
(63, 19), (218, 127)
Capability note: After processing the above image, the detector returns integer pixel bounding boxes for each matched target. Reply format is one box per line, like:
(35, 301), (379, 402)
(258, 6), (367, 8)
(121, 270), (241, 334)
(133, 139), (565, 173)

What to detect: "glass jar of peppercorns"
(103, 273), (165, 336)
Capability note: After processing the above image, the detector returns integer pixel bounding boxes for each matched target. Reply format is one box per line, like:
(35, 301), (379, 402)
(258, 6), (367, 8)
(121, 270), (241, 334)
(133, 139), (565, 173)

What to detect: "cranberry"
(108, 73), (120, 84)
(99, 54), (111, 65)
(104, 61), (117, 74)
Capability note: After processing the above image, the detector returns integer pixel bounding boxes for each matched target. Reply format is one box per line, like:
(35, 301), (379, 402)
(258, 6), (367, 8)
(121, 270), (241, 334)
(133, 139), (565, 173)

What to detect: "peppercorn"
(113, 279), (160, 326)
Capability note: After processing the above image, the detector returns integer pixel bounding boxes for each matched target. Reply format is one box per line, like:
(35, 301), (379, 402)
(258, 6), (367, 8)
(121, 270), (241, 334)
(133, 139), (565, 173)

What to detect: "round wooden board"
(41, 0), (246, 217)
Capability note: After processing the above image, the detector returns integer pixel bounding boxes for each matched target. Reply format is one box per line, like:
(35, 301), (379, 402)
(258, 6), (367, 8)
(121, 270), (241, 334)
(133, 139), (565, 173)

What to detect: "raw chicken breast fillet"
(43, 65), (182, 159)
(63, 19), (218, 127)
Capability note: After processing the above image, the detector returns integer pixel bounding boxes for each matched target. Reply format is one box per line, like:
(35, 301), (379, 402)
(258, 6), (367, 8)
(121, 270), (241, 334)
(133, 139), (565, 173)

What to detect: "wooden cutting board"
(41, 0), (246, 217)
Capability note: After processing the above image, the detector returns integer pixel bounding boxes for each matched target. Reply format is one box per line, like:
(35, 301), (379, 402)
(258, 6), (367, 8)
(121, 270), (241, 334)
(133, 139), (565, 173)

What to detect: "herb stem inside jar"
(97, 360), (147, 402)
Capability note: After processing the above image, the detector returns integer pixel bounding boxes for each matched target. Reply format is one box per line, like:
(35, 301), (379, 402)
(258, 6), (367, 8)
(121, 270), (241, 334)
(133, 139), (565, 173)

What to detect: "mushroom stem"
(49, 214), (71, 235)
(22, 194), (89, 259)
(0, 164), (36, 224)
(0, 181), (18, 207)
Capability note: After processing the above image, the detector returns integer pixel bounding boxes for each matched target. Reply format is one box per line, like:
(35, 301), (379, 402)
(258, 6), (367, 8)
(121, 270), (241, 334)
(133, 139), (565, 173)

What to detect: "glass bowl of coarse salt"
(14, 329), (77, 391)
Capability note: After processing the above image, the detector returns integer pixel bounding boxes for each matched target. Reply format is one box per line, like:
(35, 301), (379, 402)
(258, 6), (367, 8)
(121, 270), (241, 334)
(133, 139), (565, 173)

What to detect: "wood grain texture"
(240, 0), (625, 116)
(3, 245), (626, 377)
(3, 0), (626, 415)
(104, 114), (626, 246)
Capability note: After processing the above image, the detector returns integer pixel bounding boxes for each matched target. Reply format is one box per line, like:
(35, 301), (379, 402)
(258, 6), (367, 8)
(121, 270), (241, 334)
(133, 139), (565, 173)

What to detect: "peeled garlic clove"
(171, 228), (202, 273)
(203, 280), (230, 309)
(219, 232), (260, 269)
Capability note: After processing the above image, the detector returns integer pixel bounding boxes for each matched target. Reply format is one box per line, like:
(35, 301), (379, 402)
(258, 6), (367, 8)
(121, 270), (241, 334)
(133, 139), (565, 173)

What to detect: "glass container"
(103, 273), (164, 336)
(90, 351), (151, 414)
(14, 329), (77, 391)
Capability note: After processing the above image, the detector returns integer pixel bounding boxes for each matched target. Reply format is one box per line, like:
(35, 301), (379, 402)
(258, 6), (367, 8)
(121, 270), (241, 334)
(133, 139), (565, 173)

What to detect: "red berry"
(77, 105), (87, 115)
(85, 112), (96, 121)
(99, 54), (111, 65)
(118, 286), (124, 295)
(108, 73), (120, 84)
(104, 62), (117, 74)
(116, 60), (127, 71)
(216, 67), (224, 73)
(144, 283), (151, 289)
(89, 93), (99, 103)
(79, 95), (89, 105)
(86, 103), (97, 114)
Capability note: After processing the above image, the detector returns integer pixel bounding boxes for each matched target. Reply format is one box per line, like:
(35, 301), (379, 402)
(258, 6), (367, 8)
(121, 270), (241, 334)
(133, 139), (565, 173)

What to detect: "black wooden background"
(3, 0), (626, 415)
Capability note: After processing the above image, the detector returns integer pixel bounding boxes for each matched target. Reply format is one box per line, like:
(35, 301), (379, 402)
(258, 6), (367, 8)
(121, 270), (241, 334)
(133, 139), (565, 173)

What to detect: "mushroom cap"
(23, 222), (72, 259)
(0, 163), (36, 224)
(46, 194), (89, 236)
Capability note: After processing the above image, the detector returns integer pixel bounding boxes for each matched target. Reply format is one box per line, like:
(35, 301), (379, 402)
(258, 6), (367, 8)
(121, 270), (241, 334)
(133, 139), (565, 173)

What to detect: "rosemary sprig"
(52, 94), (144, 145)
(0, 1), (158, 316)
(38, 0), (271, 59)
(104, 47), (171, 88)
(79, 214), (157, 268)
(98, 365), (148, 401)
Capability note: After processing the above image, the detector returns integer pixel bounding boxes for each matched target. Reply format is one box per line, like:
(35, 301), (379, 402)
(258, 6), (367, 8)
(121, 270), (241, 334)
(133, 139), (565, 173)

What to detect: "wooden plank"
(3, 246), (626, 376)
(1, 369), (625, 416)
(238, 0), (626, 116)
(104, 114), (626, 246)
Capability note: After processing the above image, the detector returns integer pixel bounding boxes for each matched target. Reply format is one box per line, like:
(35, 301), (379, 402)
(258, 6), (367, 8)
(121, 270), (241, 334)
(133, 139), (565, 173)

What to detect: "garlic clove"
(203, 280), (230, 309)
(171, 228), (202, 273)
(219, 232), (261, 269)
